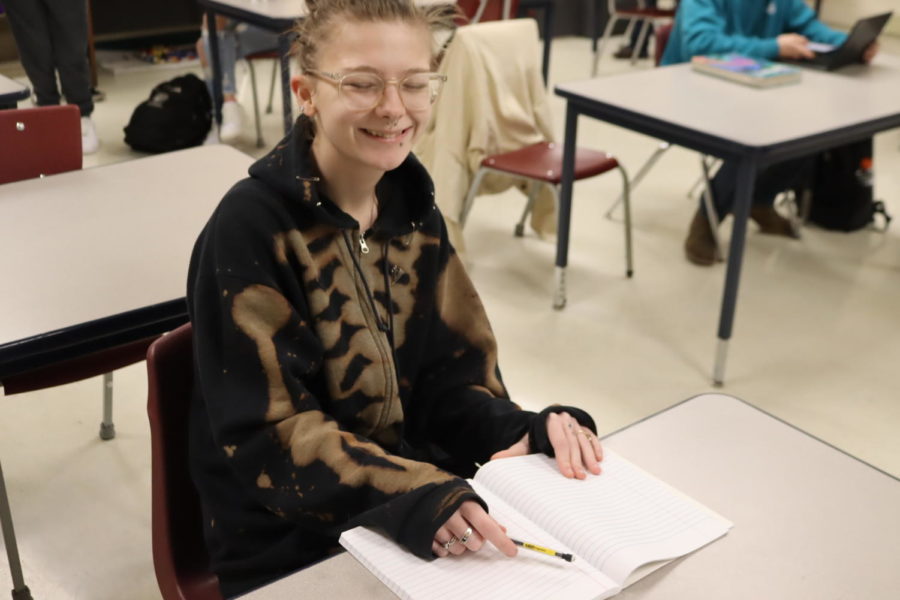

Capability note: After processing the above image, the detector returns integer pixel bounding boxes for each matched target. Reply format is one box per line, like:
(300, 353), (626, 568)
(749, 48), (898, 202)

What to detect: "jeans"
(703, 157), (814, 220)
(202, 22), (280, 98)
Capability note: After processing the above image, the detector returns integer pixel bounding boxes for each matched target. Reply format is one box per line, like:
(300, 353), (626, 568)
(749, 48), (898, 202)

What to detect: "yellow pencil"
(511, 538), (574, 562)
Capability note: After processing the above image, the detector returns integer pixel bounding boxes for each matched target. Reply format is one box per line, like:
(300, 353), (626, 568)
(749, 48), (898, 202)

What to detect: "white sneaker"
(219, 100), (242, 143)
(203, 126), (220, 145)
(81, 116), (99, 155)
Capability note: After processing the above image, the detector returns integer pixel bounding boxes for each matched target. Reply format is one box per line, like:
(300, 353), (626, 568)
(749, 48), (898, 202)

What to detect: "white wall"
(820, 0), (899, 37)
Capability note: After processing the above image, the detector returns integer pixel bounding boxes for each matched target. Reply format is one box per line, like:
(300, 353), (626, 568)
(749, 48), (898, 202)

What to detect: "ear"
(291, 74), (316, 117)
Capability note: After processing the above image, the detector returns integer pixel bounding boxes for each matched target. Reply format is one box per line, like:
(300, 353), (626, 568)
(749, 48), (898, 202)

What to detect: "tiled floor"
(1, 34), (899, 599)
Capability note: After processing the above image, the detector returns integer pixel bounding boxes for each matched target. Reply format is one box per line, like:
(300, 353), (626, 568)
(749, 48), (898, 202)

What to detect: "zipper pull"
(359, 232), (370, 254)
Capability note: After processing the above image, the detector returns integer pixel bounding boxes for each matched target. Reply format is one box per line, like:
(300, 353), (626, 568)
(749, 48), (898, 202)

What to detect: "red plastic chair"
(0, 105), (81, 184)
(457, 0), (521, 23)
(591, 0), (677, 74)
(453, 20), (634, 309)
(146, 323), (223, 600)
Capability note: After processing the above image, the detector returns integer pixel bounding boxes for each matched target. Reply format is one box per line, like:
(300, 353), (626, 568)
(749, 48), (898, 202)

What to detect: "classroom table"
(237, 393), (900, 599)
(0, 145), (253, 600)
(0, 74), (29, 109)
(553, 53), (900, 384)
(197, 0), (555, 135)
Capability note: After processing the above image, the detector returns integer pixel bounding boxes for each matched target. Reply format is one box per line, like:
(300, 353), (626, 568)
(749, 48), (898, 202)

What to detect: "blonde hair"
(292, 0), (461, 71)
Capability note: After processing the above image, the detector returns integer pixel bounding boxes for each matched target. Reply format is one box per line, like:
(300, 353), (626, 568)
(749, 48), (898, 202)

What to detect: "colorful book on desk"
(691, 53), (802, 88)
(339, 450), (733, 600)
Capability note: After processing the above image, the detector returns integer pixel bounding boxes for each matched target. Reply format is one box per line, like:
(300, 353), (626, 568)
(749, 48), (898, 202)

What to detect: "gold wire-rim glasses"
(305, 69), (447, 111)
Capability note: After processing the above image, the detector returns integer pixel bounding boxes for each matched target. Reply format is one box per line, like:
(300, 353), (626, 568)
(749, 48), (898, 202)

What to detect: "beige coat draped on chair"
(414, 18), (557, 256)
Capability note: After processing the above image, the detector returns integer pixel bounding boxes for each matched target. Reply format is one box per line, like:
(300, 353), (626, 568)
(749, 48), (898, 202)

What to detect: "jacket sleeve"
(188, 193), (481, 559)
(403, 217), (596, 469)
(784, 0), (847, 46)
(679, 0), (780, 60)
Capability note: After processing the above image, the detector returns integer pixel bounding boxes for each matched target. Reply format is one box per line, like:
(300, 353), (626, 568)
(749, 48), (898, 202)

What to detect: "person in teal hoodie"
(661, 0), (879, 265)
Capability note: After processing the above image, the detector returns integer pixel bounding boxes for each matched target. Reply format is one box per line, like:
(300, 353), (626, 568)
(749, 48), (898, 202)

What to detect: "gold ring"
(442, 535), (459, 551)
(459, 527), (473, 545)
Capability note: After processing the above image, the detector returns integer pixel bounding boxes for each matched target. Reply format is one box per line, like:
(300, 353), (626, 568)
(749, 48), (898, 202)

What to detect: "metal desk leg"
(713, 155), (758, 385)
(1, 461), (33, 600)
(206, 11), (224, 129)
(99, 372), (115, 440)
(279, 35), (293, 134)
(554, 103), (579, 310)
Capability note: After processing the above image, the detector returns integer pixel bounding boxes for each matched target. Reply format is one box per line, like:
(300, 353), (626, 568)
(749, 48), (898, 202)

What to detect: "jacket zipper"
(359, 231), (370, 254)
(341, 230), (397, 432)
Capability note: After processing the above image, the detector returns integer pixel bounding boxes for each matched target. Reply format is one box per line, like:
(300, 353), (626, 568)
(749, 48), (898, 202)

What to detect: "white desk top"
(240, 394), (900, 599)
(556, 53), (900, 150)
(0, 74), (28, 100)
(0, 145), (252, 348)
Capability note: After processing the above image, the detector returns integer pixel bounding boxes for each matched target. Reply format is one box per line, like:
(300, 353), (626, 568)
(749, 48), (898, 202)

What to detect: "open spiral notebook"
(340, 450), (732, 600)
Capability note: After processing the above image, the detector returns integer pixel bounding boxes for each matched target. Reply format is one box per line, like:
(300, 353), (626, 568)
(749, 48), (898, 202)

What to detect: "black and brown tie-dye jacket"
(186, 125), (595, 596)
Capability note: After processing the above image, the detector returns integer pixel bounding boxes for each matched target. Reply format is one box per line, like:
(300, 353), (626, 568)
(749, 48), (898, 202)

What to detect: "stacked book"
(691, 53), (801, 88)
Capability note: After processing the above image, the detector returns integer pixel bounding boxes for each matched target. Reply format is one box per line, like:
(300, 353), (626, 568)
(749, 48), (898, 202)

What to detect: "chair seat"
(244, 49), (279, 60)
(616, 8), (676, 18)
(482, 142), (619, 184)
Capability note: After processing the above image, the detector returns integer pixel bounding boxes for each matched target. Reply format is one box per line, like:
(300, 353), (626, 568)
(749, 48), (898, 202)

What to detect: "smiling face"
(292, 19), (434, 181)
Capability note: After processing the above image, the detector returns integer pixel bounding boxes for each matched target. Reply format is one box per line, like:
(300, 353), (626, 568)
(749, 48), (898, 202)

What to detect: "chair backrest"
(457, 0), (521, 23)
(0, 104), (82, 184)
(655, 22), (673, 66)
(146, 323), (223, 600)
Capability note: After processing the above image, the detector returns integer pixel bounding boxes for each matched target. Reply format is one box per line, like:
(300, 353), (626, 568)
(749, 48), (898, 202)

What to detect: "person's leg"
(685, 159), (736, 266)
(3, 0), (61, 106)
(201, 20), (243, 142)
(686, 156), (808, 265)
(745, 156), (813, 236)
(201, 26), (240, 101)
(43, 0), (93, 117)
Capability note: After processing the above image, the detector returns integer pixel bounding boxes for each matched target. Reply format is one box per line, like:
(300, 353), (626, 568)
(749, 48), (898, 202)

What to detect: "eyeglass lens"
(338, 73), (442, 110)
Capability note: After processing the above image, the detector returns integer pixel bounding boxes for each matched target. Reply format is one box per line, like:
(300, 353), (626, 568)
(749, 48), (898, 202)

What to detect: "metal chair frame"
(244, 51), (278, 148)
(591, 0), (677, 76)
(461, 156), (633, 309)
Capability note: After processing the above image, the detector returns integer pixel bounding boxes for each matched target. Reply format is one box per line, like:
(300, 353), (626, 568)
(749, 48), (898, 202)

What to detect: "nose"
(375, 82), (406, 120)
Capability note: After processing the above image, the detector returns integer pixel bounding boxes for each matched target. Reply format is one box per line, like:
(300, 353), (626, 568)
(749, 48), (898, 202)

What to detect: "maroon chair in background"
(146, 323), (223, 600)
(456, 0), (521, 23)
(0, 104), (81, 184)
(591, 0), (678, 75)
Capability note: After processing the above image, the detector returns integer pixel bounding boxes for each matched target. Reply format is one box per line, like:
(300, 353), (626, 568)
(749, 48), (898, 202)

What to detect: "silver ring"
(442, 535), (458, 551)
(459, 527), (473, 545)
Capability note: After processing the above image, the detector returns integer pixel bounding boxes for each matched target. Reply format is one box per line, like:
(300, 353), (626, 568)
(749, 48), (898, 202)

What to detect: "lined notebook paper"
(340, 451), (732, 600)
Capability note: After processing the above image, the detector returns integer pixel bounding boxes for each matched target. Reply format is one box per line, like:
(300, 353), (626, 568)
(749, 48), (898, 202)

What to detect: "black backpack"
(124, 73), (212, 153)
(805, 138), (891, 232)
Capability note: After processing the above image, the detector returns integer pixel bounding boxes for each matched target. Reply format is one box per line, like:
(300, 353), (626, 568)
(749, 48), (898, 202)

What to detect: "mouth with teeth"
(360, 126), (412, 142)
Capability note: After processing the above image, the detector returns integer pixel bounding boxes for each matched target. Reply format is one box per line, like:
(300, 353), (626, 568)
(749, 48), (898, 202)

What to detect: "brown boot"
(750, 204), (798, 238)
(684, 209), (717, 266)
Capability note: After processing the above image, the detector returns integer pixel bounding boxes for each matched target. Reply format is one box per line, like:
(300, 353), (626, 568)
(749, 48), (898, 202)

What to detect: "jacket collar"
(249, 118), (437, 237)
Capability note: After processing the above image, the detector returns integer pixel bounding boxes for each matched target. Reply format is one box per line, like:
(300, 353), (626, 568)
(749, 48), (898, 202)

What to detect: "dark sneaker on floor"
(613, 45), (649, 60)
(684, 209), (718, 266)
(750, 205), (798, 238)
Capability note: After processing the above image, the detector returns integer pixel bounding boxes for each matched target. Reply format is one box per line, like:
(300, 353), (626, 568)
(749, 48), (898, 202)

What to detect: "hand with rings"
(432, 500), (516, 559)
(490, 411), (603, 480)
